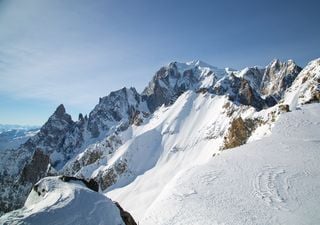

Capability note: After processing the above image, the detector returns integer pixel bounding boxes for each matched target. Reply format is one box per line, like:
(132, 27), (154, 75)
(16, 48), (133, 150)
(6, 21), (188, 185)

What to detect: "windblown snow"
(108, 104), (320, 225)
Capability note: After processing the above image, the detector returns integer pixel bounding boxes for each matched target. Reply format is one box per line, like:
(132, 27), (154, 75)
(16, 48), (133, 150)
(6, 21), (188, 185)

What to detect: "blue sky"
(0, 0), (319, 125)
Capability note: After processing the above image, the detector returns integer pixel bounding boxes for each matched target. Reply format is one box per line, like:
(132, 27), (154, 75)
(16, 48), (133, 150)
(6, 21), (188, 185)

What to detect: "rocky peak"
(78, 113), (84, 122)
(87, 87), (141, 138)
(213, 74), (266, 110)
(283, 58), (320, 108)
(54, 104), (66, 117)
(269, 58), (281, 68)
(260, 59), (302, 98)
(45, 104), (73, 127)
(142, 61), (226, 112)
(237, 67), (265, 91)
(45, 104), (74, 127)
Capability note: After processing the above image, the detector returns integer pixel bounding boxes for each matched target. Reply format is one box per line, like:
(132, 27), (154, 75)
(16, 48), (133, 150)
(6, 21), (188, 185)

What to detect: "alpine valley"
(1, 58), (319, 225)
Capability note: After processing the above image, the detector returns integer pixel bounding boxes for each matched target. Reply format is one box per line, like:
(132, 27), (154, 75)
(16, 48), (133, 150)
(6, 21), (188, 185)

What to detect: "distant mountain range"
(0, 57), (319, 225)
(0, 125), (39, 151)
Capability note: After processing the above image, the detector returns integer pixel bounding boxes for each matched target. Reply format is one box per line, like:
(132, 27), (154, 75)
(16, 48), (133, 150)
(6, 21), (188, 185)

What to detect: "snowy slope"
(108, 104), (320, 225)
(105, 91), (275, 218)
(0, 176), (126, 225)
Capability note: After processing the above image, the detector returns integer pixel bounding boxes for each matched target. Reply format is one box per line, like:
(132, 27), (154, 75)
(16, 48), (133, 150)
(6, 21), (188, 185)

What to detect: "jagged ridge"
(0, 58), (318, 215)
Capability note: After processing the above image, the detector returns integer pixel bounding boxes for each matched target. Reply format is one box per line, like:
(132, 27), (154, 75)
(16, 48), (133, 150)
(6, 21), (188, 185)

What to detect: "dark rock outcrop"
(278, 104), (290, 112)
(213, 74), (266, 110)
(114, 201), (138, 225)
(59, 175), (99, 192)
(20, 149), (50, 184)
(222, 117), (262, 150)
(98, 160), (128, 191)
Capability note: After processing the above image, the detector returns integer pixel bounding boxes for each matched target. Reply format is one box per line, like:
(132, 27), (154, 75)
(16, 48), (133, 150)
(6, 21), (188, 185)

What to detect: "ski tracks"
(253, 166), (304, 212)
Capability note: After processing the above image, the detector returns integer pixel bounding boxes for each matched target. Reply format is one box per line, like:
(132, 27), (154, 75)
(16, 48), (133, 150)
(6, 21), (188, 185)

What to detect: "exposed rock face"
(283, 58), (320, 108)
(222, 117), (261, 150)
(0, 149), (50, 214)
(59, 175), (99, 192)
(142, 60), (227, 112)
(63, 133), (123, 178)
(305, 90), (320, 104)
(87, 87), (141, 138)
(20, 149), (50, 184)
(98, 160), (128, 191)
(114, 201), (138, 225)
(142, 63), (195, 112)
(29, 104), (76, 168)
(260, 59), (302, 99)
(278, 104), (290, 112)
(238, 59), (302, 101)
(237, 67), (265, 91)
(213, 74), (266, 110)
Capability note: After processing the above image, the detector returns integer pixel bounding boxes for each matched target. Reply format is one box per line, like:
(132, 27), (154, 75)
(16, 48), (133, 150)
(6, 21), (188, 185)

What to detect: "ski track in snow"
(253, 166), (303, 212)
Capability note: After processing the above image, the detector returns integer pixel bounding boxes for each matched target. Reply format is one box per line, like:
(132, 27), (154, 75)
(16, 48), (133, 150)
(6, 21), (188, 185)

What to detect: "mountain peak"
(186, 60), (211, 67)
(268, 59), (299, 69)
(54, 104), (66, 117)
(268, 58), (281, 68)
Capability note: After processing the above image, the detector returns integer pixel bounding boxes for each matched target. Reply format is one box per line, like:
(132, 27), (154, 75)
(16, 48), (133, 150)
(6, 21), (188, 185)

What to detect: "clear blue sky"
(0, 0), (319, 125)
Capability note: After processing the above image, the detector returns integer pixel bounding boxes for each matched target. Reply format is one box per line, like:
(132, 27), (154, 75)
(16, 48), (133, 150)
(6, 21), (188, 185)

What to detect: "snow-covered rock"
(0, 176), (135, 225)
(142, 60), (227, 112)
(237, 59), (302, 101)
(283, 58), (320, 109)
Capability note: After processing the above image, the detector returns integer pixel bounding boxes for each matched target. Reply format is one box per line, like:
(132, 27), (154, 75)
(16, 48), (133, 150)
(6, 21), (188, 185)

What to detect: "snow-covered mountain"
(0, 125), (39, 151)
(0, 124), (38, 134)
(0, 57), (319, 224)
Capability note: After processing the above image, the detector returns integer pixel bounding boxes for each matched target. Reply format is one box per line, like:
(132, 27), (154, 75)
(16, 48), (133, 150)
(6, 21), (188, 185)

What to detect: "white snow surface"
(0, 176), (125, 225)
(108, 104), (320, 225)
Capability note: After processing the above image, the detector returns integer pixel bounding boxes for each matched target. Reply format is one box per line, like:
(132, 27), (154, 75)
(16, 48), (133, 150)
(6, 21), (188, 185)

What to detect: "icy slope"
(108, 104), (320, 225)
(0, 176), (126, 225)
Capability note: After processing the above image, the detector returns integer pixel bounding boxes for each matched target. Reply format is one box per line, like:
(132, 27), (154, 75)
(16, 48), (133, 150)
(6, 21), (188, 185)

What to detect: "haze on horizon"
(0, 0), (319, 125)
